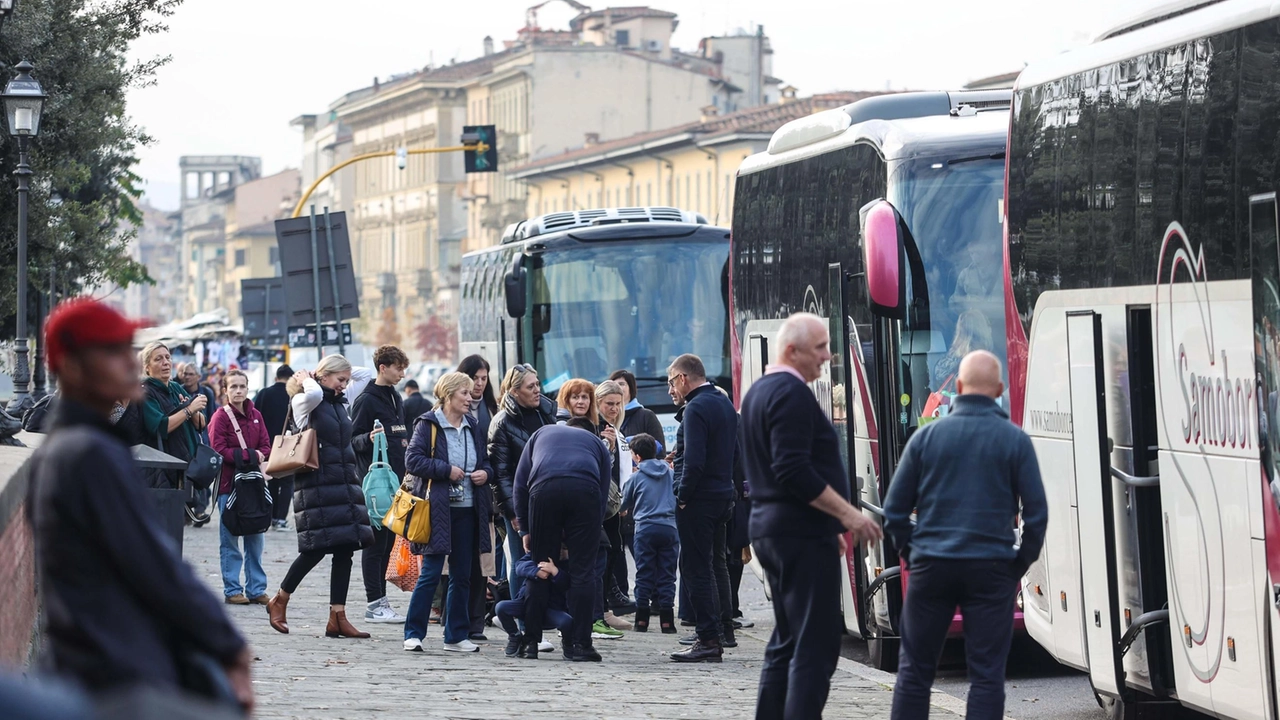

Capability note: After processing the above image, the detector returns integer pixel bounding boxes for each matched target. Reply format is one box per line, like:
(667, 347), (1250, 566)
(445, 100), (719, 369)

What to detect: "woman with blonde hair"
(556, 378), (598, 425)
(266, 354), (376, 639)
(402, 371), (495, 652)
(594, 379), (636, 633)
(138, 341), (210, 525)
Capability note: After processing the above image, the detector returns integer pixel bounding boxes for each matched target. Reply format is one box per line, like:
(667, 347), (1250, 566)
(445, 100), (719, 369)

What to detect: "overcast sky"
(126, 0), (1147, 210)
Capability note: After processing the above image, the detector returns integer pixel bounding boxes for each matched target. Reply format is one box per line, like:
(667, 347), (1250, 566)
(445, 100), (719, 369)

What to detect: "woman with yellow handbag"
(402, 372), (495, 653)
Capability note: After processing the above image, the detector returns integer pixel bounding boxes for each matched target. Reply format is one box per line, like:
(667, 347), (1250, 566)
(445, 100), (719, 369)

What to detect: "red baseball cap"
(45, 297), (145, 373)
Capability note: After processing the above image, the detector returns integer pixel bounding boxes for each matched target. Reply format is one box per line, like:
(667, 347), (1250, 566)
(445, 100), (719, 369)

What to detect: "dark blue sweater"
(513, 424), (612, 531)
(740, 372), (849, 539)
(512, 553), (571, 611)
(672, 383), (738, 504)
(884, 394), (1048, 571)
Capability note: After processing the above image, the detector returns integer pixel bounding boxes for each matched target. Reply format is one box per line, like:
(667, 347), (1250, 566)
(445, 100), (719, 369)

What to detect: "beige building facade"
(513, 92), (874, 225)
(219, 169), (300, 325)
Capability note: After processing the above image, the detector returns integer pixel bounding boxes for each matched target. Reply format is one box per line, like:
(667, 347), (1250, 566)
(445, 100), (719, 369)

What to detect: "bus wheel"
(1094, 693), (1135, 720)
(864, 603), (899, 671)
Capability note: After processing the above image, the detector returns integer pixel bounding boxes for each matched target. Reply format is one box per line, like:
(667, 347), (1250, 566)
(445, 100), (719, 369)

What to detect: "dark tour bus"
(730, 90), (1013, 669)
(1005, 2), (1280, 717)
(459, 207), (731, 449)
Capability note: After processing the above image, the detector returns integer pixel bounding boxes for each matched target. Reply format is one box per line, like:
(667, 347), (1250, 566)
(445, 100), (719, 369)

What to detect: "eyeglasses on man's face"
(667, 373), (687, 387)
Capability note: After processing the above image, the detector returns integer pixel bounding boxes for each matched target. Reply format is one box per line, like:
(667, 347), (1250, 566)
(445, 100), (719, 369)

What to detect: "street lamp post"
(0, 1), (17, 35)
(3, 60), (45, 415)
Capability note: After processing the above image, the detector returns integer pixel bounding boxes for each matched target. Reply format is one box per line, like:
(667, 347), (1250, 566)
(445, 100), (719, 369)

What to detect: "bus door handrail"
(1118, 608), (1169, 657)
(859, 499), (886, 519)
(1109, 466), (1160, 488)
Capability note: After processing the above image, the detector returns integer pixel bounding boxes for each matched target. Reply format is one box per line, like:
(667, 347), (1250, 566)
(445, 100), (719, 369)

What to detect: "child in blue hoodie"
(496, 550), (574, 660)
(620, 433), (679, 633)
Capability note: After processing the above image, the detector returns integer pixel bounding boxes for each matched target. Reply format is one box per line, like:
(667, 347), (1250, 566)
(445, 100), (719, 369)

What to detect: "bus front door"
(1066, 311), (1127, 701)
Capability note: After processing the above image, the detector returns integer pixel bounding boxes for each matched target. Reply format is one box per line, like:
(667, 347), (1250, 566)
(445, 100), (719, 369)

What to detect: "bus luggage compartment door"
(1066, 311), (1127, 698)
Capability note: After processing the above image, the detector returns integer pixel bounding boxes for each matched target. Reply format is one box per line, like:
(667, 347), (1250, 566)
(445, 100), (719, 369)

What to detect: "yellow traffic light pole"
(291, 142), (490, 218)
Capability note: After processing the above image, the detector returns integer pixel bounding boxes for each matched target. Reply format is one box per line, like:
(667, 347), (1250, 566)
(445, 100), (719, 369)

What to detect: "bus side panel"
(1024, 436), (1087, 672)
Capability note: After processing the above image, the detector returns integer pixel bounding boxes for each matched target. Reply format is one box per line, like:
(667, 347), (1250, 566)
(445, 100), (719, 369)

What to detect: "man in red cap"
(26, 298), (253, 711)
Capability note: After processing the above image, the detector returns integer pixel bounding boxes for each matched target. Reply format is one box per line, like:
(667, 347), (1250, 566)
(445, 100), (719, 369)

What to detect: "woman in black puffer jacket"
(266, 354), (375, 640)
(487, 364), (557, 599)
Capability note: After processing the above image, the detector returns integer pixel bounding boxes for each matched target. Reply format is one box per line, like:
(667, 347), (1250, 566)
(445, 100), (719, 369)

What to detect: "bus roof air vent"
(502, 207), (705, 242)
(768, 109), (853, 155)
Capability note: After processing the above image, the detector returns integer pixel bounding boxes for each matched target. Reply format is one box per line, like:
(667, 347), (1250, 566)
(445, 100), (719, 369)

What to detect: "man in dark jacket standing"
(513, 417), (613, 662)
(885, 350), (1047, 720)
(402, 379), (430, 426)
(349, 345), (410, 625)
(741, 313), (882, 720)
(27, 298), (253, 710)
(667, 353), (739, 662)
(254, 363), (293, 529)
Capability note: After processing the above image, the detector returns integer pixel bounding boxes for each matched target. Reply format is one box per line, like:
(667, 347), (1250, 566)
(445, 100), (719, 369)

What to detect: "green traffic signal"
(462, 125), (498, 173)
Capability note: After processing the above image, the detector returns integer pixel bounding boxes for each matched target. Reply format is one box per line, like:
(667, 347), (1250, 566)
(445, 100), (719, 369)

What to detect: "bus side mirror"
(504, 255), (527, 318)
(859, 199), (906, 319)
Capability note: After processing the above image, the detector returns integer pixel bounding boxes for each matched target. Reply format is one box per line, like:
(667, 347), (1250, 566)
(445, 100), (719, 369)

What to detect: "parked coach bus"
(459, 207), (731, 447)
(731, 89), (1013, 670)
(1005, 1), (1280, 717)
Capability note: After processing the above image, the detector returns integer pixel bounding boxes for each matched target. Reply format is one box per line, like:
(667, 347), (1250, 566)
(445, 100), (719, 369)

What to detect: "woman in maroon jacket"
(209, 369), (272, 605)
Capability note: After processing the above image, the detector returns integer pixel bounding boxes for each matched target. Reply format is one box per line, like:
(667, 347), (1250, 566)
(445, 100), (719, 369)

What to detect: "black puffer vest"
(292, 386), (374, 554)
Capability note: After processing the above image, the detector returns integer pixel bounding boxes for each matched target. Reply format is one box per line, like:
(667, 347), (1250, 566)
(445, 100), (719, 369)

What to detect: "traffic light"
(462, 125), (498, 173)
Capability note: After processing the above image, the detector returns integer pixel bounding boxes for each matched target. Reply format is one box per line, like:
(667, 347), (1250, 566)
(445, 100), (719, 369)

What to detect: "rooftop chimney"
(584, 132), (600, 147)
(700, 105), (719, 122)
(483, 36), (494, 56)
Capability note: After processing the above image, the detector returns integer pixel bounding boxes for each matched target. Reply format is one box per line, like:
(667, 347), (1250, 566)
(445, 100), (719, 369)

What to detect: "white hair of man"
(776, 312), (826, 355)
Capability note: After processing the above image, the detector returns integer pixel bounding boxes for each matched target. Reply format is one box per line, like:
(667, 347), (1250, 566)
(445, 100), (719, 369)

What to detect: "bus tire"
(864, 601), (899, 671)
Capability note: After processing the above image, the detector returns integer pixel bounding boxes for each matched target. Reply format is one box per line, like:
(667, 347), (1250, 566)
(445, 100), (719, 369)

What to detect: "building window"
(234, 249), (246, 267)
(615, 29), (630, 47)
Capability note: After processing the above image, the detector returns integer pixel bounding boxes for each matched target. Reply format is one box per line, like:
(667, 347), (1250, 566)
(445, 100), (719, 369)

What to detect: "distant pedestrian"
(513, 417), (613, 662)
(884, 350), (1047, 720)
(402, 372), (494, 653)
(487, 364), (557, 621)
(254, 364), (294, 530)
(349, 345), (410, 626)
(403, 379), (430, 427)
(666, 353), (738, 662)
(28, 298), (252, 710)
(266, 355), (375, 640)
(208, 369), (271, 607)
(740, 312), (882, 720)
(496, 551), (575, 659)
(620, 433), (679, 633)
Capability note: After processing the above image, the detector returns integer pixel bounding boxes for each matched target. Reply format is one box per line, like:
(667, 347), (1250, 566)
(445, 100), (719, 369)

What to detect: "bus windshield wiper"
(947, 152), (1005, 166)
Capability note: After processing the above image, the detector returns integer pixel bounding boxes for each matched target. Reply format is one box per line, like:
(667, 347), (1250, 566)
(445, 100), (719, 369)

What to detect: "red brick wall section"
(0, 502), (36, 667)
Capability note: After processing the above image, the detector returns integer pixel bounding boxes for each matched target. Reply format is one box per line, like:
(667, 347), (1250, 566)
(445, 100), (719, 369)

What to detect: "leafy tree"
(413, 315), (456, 363)
(0, 0), (179, 332)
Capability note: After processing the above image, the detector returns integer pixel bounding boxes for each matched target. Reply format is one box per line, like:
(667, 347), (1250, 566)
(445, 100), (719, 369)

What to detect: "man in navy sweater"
(741, 313), (881, 719)
(668, 353), (739, 662)
(513, 416), (613, 662)
(884, 350), (1047, 720)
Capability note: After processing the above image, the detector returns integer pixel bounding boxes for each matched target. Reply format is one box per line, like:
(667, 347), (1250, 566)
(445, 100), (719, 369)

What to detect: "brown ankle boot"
(326, 609), (370, 639)
(267, 591), (290, 634)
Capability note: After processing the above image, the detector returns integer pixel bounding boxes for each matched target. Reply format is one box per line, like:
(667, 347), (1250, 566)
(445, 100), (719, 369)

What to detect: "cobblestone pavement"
(183, 516), (928, 719)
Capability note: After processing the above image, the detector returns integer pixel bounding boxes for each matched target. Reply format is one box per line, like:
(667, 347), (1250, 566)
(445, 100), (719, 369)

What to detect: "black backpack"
(221, 467), (272, 536)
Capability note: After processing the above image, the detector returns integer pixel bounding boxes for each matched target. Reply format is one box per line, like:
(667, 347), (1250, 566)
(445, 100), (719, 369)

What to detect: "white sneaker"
(403, 638), (424, 652)
(442, 639), (480, 653)
(366, 597), (406, 624)
(538, 640), (554, 653)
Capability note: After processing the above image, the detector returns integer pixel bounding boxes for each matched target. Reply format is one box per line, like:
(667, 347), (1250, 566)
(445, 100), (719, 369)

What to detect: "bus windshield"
(888, 156), (1006, 429)
(528, 239), (730, 410)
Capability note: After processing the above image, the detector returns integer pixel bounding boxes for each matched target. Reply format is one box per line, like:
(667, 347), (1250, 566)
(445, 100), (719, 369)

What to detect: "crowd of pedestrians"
(19, 297), (1046, 720)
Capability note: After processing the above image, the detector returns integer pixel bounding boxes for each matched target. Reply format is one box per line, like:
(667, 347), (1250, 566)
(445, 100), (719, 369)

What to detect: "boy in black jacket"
(349, 344), (410, 624)
(497, 551), (574, 660)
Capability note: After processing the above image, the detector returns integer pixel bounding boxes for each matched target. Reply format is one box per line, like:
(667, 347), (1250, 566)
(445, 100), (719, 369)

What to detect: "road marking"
(738, 628), (1018, 720)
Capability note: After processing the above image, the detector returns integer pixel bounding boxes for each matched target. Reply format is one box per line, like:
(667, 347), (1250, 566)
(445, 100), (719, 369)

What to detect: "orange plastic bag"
(385, 535), (421, 592)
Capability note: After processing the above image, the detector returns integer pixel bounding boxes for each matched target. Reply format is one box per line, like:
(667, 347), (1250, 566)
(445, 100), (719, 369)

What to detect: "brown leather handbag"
(264, 406), (318, 477)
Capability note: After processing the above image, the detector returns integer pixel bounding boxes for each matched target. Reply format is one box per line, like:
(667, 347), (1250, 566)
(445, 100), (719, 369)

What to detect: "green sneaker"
(592, 620), (624, 639)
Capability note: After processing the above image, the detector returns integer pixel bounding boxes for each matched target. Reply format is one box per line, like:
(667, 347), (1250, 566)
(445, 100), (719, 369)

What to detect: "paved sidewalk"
(183, 517), (910, 719)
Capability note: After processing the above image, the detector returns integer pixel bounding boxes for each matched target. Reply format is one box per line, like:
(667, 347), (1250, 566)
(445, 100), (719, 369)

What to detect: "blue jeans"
(496, 597), (574, 637)
(217, 493), (266, 598)
(504, 515), (525, 630)
(405, 507), (476, 645)
(633, 523), (679, 608)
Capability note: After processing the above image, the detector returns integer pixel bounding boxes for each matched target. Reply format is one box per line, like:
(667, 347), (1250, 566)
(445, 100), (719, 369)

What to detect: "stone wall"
(0, 441), (36, 667)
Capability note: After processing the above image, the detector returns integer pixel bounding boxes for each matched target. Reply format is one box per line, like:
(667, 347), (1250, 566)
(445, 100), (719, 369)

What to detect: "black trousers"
(604, 513), (630, 596)
(676, 499), (733, 641)
(728, 547), (744, 618)
(361, 525), (397, 604)
(754, 535), (842, 720)
(268, 477), (293, 522)
(469, 545), (487, 635)
(891, 559), (1018, 720)
(525, 478), (601, 649)
(281, 548), (354, 606)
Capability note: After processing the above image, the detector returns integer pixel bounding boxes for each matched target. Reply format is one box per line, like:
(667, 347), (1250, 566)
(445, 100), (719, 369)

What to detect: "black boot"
(721, 623), (738, 648)
(519, 638), (539, 660)
(659, 607), (677, 634)
(671, 635), (724, 663)
(607, 578), (637, 615)
(634, 606), (651, 632)
(568, 642), (603, 662)
(505, 633), (523, 658)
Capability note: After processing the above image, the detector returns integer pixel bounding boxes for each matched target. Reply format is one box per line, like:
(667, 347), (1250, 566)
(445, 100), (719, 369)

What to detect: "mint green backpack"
(362, 431), (400, 529)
